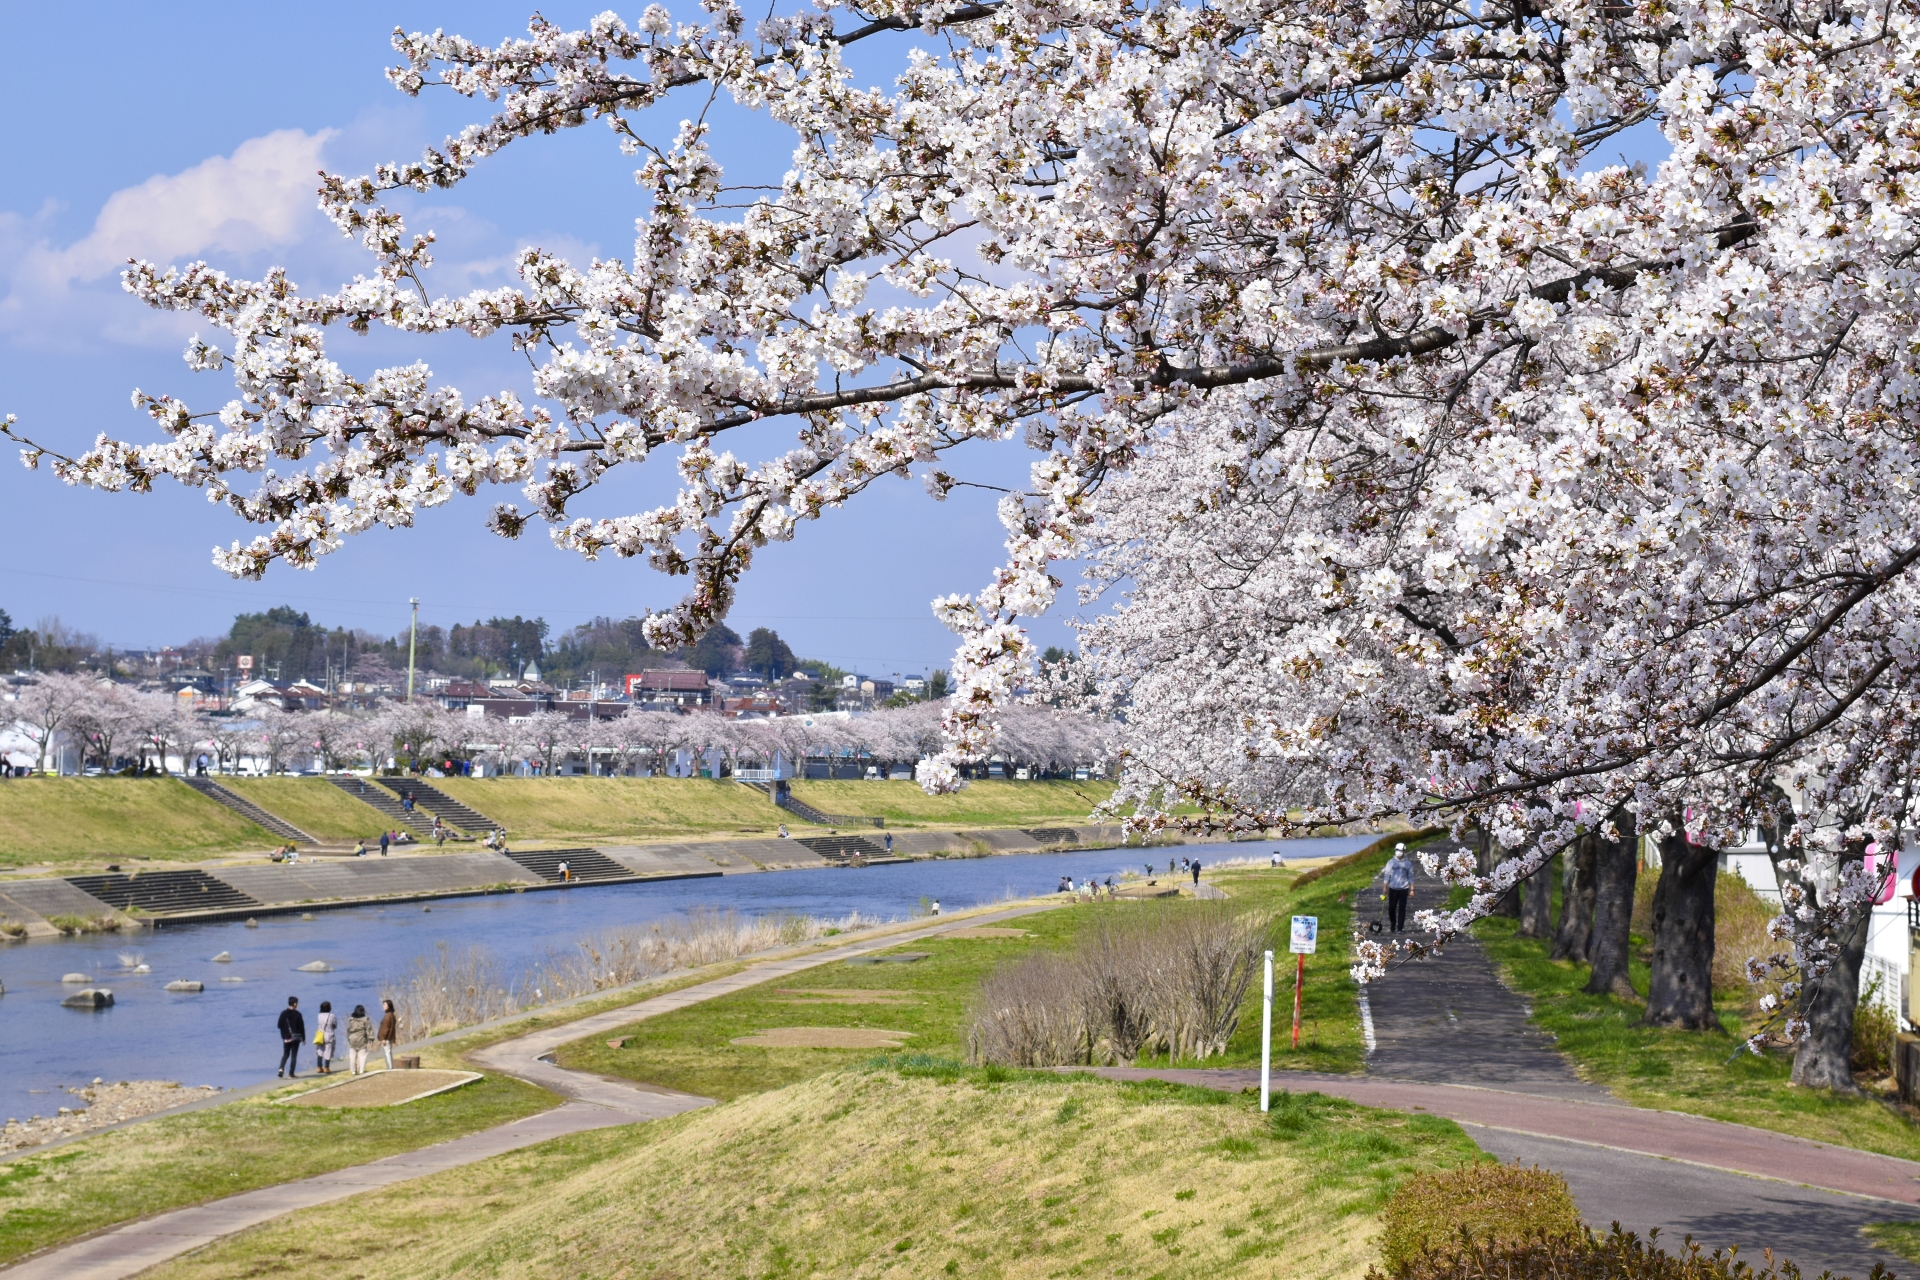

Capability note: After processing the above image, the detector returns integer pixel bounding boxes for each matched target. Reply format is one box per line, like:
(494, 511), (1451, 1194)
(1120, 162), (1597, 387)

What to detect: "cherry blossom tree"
(8, 674), (92, 774)
(9, 0), (1920, 1080)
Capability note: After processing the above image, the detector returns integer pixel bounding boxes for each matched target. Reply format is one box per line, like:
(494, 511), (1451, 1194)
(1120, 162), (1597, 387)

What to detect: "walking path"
(15, 848), (1920, 1278)
(0, 901), (1061, 1280)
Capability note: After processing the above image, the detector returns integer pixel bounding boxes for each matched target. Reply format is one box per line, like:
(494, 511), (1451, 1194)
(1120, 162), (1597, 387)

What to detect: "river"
(0, 836), (1371, 1121)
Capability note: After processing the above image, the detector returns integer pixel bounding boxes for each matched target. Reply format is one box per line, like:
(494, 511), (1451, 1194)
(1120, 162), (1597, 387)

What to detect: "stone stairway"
(66, 870), (260, 916)
(739, 779), (884, 828)
(180, 777), (315, 844)
(796, 834), (888, 862)
(327, 777), (429, 836)
(500, 846), (634, 883)
(373, 778), (495, 834)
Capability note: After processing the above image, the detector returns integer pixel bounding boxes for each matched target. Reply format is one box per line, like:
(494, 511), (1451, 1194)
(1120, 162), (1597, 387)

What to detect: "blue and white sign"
(1289, 915), (1319, 954)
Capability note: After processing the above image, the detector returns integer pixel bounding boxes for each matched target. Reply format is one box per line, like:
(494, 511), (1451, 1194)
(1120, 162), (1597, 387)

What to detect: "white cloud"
(0, 128), (336, 348)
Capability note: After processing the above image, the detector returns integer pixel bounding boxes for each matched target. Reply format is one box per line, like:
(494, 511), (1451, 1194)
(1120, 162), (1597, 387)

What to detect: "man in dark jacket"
(278, 996), (305, 1077)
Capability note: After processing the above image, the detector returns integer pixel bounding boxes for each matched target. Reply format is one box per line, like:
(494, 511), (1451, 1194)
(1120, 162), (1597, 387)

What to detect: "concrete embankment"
(0, 824), (1132, 932)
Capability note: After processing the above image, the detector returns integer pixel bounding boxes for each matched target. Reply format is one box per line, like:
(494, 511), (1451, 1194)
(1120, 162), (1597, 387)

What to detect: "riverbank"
(0, 823), (1144, 933)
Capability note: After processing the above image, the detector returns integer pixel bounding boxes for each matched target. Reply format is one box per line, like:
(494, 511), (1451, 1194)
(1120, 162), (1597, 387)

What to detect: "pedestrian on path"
(314, 1001), (338, 1074)
(884, 832), (893, 855)
(1191, 859), (1201, 886)
(378, 998), (399, 1070)
(379, 830), (390, 856)
(277, 997), (305, 1078)
(345, 1005), (373, 1075)
(1384, 843), (1416, 932)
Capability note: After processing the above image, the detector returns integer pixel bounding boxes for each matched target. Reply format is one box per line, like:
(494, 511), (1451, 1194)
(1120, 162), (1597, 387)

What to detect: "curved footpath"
(0, 901), (1063, 1280)
(13, 864), (1920, 1279)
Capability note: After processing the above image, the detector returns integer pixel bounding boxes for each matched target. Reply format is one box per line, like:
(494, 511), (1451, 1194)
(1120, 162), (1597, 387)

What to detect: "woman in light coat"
(314, 1000), (338, 1075)
(344, 1005), (374, 1075)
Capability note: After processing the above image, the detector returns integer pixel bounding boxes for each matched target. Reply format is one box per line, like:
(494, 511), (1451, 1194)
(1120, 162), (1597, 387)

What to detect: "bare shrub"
(968, 903), (1275, 1067)
(966, 951), (1092, 1067)
(386, 942), (525, 1041)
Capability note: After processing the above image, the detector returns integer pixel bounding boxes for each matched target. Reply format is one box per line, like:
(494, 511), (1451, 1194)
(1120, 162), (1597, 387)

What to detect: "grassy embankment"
(219, 777), (403, 844)
(0, 778), (271, 873)
(140, 1067), (1483, 1280)
(427, 776), (1117, 845)
(1474, 867), (1920, 1160)
(559, 839), (1394, 1099)
(0, 1041), (551, 1267)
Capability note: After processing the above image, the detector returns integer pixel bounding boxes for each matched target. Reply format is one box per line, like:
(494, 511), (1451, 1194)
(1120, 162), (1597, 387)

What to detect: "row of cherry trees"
(6, 674), (1108, 779)
(9, 0), (1914, 1095)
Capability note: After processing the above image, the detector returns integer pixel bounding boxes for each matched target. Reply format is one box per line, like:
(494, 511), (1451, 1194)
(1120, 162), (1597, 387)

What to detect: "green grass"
(423, 776), (1116, 844)
(0, 778), (272, 871)
(1866, 1222), (1920, 1264)
(1474, 912), (1920, 1161)
(430, 776), (801, 842)
(1206, 836), (1408, 1074)
(560, 841), (1398, 1100)
(139, 1066), (1485, 1280)
(556, 907), (1086, 1100)
(788, 779), (1116, 828)
(218, 777), (398, 842)
(0, 1071), (552, 1266)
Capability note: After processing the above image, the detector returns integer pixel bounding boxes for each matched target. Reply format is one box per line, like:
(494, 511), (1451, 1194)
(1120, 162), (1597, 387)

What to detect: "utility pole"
(406, 598), (420, 703)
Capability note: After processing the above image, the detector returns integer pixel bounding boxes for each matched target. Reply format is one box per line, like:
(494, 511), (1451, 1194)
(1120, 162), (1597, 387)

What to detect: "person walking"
(378, 998), (399, 1070)
(1384, 843), (1416, 933)
(345, 1005), (373, 1075)
(277, 997), (305, 1078)
(314, 1001), (338, 1074)
(1191, 859), (1202, 887)
(884, 832), (893, 855)
(558, 860), (571, 883)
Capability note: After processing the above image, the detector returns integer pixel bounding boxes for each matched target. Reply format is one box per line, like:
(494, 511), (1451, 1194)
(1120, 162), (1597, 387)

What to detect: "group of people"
(482, 828), (510, 852)
(276, 995), (399, 1077)
(1059, 875), (1118, 898)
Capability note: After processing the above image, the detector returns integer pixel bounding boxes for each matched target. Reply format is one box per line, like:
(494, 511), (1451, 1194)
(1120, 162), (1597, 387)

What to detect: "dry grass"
(138, 1069), (1483, 1280)
(219, 778), (395, 842)
(384, 908), (881, 1040)
(969, 901), (1273, 1066)
(0, 778), (270, 870)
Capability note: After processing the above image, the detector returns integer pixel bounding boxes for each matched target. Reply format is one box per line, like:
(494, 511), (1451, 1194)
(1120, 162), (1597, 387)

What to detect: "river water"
(0, 836), (1369, 1121)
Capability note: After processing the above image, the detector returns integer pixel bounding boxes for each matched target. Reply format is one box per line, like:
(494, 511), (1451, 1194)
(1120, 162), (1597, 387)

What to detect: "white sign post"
(1289, 916), (1318, 1049)
(1260, 949), (1273, 1112)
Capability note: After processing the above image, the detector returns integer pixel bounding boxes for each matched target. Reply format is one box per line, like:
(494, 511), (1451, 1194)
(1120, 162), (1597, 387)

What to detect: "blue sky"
(0, 2), (1065, 678)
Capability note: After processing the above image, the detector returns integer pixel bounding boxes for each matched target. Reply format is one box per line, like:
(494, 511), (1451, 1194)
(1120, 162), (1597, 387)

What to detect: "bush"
(1852, 975), (1898, 1080)
(1371, 1222), (1888, 1279)
(967, 902), (1273, 1066)
(46, 913), (121, 935)
(1379, 1162), (1582, 1274)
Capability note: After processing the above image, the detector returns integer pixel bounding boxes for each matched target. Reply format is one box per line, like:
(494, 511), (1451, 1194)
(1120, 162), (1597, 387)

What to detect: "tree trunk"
(1584, 815), (1641, 999)
(1480, 831), (1523, 918)
(1552, 834), (1597, 963)
(1643, 831), (1721, 1030)
(1519, 851), (1555, 939)
(1790, 894), (1872, 1094)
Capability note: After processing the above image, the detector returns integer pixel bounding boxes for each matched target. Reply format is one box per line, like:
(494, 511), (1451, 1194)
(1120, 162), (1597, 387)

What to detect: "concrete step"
(66, 870), (261, 916)
(181, 777), (315, 844)
(373, 778), (496, 835)
(327, 777), (429, 835)
(500, 846), (633, 883)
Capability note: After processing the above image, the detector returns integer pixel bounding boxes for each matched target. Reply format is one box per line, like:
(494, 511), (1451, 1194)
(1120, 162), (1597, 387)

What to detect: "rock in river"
(62, 988), (114, 1010)
(164, 980), (204, 993)
(211, 951), (231, 963)
(295, 961), (332, 973)
(60, 973), (91, 985)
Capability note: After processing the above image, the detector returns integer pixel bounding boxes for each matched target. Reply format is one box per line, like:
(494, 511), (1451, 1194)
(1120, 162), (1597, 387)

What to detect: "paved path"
(1091, 1067), (1920, 1276)
(0, 902), (1060, 1280)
